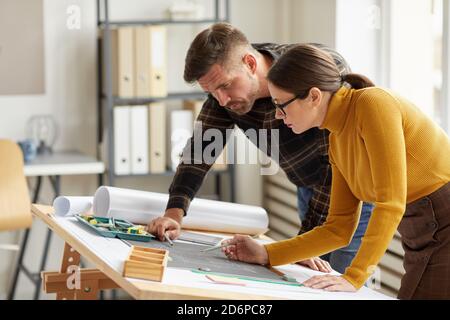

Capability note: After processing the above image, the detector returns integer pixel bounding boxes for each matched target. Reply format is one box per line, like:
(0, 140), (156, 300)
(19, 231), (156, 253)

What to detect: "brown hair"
(184, 23), (252, 83)
(267, 44), (374, 96)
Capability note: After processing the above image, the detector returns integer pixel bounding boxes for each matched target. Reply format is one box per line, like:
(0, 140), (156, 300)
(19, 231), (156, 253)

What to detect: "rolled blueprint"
(53, 196), (93, 217)
(93, 186), (268, 235)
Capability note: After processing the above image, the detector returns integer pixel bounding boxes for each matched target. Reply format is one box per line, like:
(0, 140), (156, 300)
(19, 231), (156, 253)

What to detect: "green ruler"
(191, 269), (304, 287)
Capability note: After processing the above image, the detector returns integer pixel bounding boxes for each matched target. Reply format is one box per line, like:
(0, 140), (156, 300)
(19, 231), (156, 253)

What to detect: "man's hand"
(221, 234), (269, 265)
(147, 208), (184, 241)
(302, 275), (357, 292)
(296, 257), (332, 273)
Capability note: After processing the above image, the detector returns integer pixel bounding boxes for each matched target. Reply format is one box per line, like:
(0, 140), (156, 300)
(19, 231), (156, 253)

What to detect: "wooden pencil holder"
(123, 246), (169, 282)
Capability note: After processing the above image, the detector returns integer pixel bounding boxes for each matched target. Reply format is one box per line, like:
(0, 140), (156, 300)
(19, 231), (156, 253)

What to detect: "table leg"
(7, 176), (42, 300)
(41, 243), (119, 300)
(33, 175), (60, 299)
(56, 243), (80, 300)
(33, 228), (53, 299)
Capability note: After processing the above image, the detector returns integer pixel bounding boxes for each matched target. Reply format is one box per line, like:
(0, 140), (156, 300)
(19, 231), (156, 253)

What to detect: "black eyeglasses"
(272, 93), (305, 117)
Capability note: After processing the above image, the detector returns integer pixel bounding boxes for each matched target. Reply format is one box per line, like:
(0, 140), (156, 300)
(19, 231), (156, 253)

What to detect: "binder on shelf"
(169, 110), (193, 172)
(135, 25), (168, 97)
(148, 102), (167, 173)
(113, 106), (131, 175)
(97, 0), (232, 193)
(110, 27), (135, 98)
(183, 100), (228, 171)
(183, 99), (203, 121)
(130, 106), (149, 174)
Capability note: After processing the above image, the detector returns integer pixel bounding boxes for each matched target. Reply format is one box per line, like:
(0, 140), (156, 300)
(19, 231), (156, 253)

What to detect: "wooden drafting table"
(32, 204), (393, 300)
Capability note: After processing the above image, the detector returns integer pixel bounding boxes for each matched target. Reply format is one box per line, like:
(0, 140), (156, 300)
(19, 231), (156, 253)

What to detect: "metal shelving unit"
(96, 0), (234, 202)
(111, 91), (209, 106)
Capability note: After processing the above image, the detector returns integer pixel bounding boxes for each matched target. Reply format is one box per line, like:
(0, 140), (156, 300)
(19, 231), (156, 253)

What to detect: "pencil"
(201, 235), (259, 252)
(164, 232), (174, 246)
(200, 241), (229, 252)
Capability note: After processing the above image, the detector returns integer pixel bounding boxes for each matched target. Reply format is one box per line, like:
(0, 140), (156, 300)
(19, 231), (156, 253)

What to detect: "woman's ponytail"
(341, 73), (375, 89)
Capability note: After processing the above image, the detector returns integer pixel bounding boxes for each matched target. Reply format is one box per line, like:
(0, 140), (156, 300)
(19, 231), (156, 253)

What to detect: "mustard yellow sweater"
(265, 86), (450, 289)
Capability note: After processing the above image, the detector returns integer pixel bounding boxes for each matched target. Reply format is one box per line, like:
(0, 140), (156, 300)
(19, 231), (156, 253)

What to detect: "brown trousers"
(397, 182), (450, 299)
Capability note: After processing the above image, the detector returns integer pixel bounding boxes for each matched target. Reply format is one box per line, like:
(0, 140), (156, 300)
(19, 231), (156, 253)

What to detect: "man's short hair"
(184, 23), (251, 83)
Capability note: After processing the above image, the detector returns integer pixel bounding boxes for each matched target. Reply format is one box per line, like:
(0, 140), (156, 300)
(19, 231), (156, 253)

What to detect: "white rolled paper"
(93, 186), (269, 235)
(53, 196), (93, 217)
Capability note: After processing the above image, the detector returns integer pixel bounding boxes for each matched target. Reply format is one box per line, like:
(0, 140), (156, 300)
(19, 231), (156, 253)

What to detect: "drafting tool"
(164, 232), (173, 246)
(192, 269), (304, 287)
(75, 214), (154, 242)
(178, 231), (224, 246)
(201, 235), (260, 252)
(206, 274), (246, 286)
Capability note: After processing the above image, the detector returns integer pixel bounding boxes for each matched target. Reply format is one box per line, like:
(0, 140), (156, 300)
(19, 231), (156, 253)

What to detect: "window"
(384, 0), (449, 132)
(432, 0), (444, 127)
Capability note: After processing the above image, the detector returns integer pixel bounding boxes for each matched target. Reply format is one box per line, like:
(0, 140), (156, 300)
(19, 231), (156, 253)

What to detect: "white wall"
(0, 0), (287, 299)
(290, 0), (337, 47)
(335, 0), (382, 83)
(289, 0), (382, 83)
(389, 0), (435, 117)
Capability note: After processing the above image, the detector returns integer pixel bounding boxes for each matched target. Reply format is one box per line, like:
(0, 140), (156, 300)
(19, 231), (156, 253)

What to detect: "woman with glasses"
(222, 44), (450, 299)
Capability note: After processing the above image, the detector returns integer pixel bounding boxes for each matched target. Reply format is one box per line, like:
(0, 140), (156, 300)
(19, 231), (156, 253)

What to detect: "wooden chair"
(0, 139), (32, 237)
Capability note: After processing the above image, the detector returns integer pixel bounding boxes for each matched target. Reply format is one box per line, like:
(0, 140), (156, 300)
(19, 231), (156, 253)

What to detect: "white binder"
(130, 106), (149, 174)
(148, 102), (166, 173)
(148, 25), (167, 97)
(170, 110), (193, 171)
(183, 100), (227, 171)
(113, 106), (131, 175)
